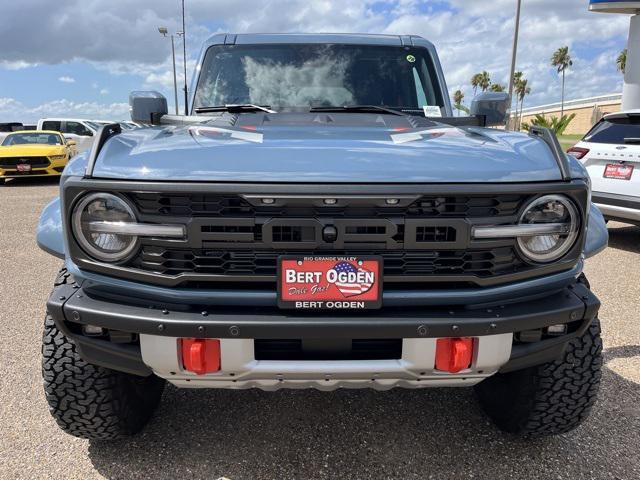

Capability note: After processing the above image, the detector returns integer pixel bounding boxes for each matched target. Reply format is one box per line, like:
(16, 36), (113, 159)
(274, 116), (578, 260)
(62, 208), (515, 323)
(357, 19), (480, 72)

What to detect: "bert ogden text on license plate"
(278, 256), (382, 309)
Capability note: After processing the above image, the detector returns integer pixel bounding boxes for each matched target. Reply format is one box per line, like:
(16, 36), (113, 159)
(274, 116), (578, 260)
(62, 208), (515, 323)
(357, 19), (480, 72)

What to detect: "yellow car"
(0, 130), (77, 183)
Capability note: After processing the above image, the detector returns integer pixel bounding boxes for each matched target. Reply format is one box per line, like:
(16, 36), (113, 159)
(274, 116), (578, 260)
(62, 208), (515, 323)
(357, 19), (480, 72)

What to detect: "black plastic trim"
(529, 126), (571, 181)
(592, 191), (640, 210)
(49, 281), (598, 340)
(62, 178), (589, 290)
(47, 285), (151, 376)
(85, 123), (122, 178)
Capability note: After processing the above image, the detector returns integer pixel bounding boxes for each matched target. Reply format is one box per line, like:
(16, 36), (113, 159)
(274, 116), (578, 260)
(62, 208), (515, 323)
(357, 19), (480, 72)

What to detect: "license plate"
(16, 163), (31, 173)
(603, 163), (634, 180)
(278, 256), (382, 310)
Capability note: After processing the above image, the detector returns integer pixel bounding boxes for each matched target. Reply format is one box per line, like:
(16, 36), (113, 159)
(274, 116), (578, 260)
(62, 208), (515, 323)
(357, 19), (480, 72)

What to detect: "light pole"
(158, 27), (179, 115)
(507, 0), (522, 130)
(181, 0), (188, 116)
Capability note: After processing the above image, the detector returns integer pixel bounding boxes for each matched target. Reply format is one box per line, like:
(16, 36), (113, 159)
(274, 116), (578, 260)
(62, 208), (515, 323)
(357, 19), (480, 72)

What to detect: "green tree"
(471, 71), (491, 95)
(551, 46), (573, 117)
(478, 71), (491, 92)
(617, 48), (627, 75)
(511, 71), (524, 129)
(489, 83), (506, 92)
(521, 113), (576, 135)
(453, 89), (465, 116)
(515, 77), (531, 130)
(471, 73), (482, 95)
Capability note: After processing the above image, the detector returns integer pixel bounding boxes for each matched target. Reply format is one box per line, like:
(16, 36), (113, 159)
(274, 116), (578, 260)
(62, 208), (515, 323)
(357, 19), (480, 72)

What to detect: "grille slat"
(133, 248), (523, 278)
(0, 156), (50, 168)
(128, 193), (526, 218)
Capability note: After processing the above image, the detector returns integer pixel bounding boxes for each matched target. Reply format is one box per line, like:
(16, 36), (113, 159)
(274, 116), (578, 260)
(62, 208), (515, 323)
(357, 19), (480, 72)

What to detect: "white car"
(36, 118), (108, 153)
(568, 110), (640, 226)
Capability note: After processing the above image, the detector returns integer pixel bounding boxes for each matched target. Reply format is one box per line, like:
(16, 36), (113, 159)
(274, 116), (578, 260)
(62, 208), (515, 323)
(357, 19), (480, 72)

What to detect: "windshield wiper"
(309, 105), (408, 117)
(194, 104), (276, 114)
(624, 137), (640, 144)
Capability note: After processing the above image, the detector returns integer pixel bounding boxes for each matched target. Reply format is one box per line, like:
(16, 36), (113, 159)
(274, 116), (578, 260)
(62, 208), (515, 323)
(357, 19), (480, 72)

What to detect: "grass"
(558, 134), (584, 152)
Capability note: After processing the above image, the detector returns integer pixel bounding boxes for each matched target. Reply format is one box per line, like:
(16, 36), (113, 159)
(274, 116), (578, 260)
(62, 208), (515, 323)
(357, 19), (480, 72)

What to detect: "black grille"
(128, 192), (526, 218)
(132, 247), (522, 278)
(118, 192), (536, 286)
(0, 156), (50, 168)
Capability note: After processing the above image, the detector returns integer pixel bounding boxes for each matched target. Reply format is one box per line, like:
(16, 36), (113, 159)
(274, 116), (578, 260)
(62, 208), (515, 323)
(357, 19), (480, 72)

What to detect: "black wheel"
(42, 271), (165, 439)
(475, 318), (603, 437)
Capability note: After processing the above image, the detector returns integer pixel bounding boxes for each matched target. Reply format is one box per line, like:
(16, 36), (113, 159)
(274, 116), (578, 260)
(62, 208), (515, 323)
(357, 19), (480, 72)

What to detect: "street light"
(507, 0), (522, 130)
(158, 26), (179, 115)
(181, 0), (188, 116)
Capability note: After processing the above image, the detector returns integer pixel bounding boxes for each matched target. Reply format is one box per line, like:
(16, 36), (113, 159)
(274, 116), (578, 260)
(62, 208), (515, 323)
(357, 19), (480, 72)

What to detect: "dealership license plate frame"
(603, 163), (634, 180)
(277, 255), (383, 310)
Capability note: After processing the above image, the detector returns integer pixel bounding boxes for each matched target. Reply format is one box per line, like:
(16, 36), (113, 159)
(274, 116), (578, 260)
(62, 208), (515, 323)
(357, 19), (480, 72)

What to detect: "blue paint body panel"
(585, 204), (609, 258)
(89, 124), (563, 183)
(37, 197), (65, 259)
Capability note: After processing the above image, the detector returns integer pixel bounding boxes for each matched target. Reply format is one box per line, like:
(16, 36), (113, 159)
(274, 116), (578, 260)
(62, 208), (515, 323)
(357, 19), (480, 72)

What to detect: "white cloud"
(0, 97), (130, 123)
(99, 88), (109, 95)
(0, 0), (630, 118)
(58, 76), (75, 83)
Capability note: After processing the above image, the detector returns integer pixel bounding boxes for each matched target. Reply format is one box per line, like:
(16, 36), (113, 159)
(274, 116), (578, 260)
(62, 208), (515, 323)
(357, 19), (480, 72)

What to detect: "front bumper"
(593, 191), (640, 225)
(0, 157), (68, 178)
(47, 277), (600, 386)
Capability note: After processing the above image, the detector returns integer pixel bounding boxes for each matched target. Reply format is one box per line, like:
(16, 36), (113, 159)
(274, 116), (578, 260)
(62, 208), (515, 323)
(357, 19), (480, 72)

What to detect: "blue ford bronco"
(38, 33), (609, 439)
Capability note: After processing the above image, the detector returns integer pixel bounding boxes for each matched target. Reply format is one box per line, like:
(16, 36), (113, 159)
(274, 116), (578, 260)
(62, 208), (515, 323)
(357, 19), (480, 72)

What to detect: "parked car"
(37, 33), (608, 440)
(568, 110), (640, 225)
(0, 130), (77, 183)
(36, 118), (103, 153)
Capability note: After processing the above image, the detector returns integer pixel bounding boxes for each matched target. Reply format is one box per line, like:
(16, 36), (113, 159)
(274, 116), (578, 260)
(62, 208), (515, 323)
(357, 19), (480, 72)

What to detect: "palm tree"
(551, 46), (573, 117)
(471, 73), (482, 95)
(617, 48), (627, 75)
(478, 71), (491, 92)
(453, 89), (465, 116)
(516, 78), (531, 130)
(489, 84), (506, 92)
(512, 71), (524, 128)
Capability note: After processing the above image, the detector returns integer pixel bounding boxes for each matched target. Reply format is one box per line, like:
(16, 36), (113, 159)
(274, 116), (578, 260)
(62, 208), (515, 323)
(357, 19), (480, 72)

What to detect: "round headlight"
(517, 195), (579, 263)
(72, 193), (138, 262)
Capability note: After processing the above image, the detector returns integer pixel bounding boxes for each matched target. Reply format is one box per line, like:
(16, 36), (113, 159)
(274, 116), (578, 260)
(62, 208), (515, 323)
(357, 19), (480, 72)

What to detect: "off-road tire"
(42, 271), (165, 439)
(475, 318), (603, 437)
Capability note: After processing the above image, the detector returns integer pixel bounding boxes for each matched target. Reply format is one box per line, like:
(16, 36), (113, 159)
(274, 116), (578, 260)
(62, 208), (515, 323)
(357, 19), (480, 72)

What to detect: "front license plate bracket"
(278, 255), (383, 310)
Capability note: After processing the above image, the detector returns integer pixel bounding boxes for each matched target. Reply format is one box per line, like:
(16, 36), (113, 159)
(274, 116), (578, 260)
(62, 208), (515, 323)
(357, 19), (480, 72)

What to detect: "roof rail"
(528, 126), (571, 181)
(85, 123), (122, 178)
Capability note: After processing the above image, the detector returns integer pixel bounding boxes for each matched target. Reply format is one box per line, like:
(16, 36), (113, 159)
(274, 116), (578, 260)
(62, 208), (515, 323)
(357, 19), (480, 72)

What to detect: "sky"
(0, 0), (632, 123)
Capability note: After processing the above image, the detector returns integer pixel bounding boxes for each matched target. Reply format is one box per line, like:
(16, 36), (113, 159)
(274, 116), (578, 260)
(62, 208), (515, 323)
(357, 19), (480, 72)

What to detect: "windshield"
(584, 117), (640, 144)
(2, 132), (63, 146)
(194, 44), (444, 112)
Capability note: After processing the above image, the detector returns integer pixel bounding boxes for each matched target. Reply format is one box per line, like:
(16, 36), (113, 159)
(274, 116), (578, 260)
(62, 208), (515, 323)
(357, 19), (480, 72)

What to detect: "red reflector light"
(181, 338), (221, 375)
(566, 146), (589, 160)
(435, 338), (474, 373)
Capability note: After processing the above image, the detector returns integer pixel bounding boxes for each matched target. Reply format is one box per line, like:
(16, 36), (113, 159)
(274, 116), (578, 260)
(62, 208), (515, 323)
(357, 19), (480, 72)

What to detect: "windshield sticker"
(406, 54), (416, 63)
(422, 105), (442, 117)
(189, 125), (263, 144)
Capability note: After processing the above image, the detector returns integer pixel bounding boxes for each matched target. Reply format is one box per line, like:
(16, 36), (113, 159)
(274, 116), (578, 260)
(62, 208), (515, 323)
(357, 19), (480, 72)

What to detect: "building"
(515, 93), (622, 135)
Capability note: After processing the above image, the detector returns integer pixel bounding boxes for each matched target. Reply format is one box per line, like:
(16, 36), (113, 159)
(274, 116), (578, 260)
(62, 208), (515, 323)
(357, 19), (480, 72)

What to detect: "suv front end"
(38, 33), (608, 440)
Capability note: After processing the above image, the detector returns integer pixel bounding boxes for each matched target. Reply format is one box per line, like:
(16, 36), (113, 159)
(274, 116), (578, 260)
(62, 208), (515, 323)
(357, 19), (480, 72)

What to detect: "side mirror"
(470, 92), (509, 127)
(129, 91), (168, 124)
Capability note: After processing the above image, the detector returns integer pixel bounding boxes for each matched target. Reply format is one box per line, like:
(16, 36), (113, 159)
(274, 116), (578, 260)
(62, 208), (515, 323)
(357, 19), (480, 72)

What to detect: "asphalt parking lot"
(0, 178), (639, 480)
